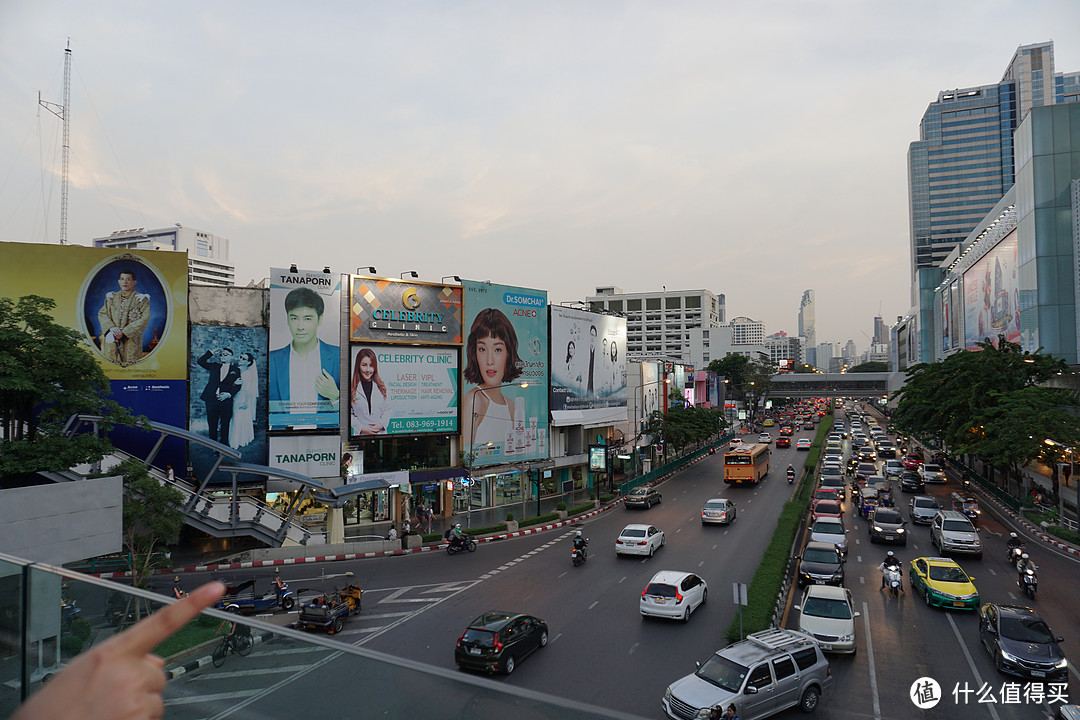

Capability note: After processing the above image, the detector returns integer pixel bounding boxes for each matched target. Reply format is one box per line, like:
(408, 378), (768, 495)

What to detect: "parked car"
(796, 541), (845, 587)
(978, 603), (1068, 680)
(795, 585), (859, 654)
(909, 495), (941, 524)
(455, 611), (548, 675)
(701, 498), (737, 525)
(909, 556), (979, 610)
(810, 517), (849, 555)
(900, 470), (925, 493)
(616, 523), (665, 557)
(625, 486), (662, 509)
(640, 571), (708, 622)
(662, 628), (832, 720)
(930, 510), (982, 558)
(868, 507), (907, 545)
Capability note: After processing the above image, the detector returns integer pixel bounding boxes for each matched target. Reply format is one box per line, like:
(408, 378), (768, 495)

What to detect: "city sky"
(2, 1), (1080, 355)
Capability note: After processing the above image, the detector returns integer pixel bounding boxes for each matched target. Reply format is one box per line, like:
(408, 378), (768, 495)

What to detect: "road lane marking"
(166, 690), (260, 706)
(187, 665), (313, 681)
(588, 601), (599, 610)
(629, 642), (639, 655)
(862, 602), (881, 720)
(986, 568), (996, 576)
(619, 576), (627, 583)
(946, 613), (1002, 720)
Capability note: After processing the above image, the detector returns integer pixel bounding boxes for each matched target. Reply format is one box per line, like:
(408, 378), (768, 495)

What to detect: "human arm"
(197, 350), (216, 371)
(314, 369), (340, 404)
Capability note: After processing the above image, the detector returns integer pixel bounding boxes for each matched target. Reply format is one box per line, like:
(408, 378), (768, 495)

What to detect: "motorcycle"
(571, 540), (589, 567)
(787, 469), (796, 484)
(446, 536), (478, 555)
(1006, 544), (1025, 567)
(1019, 563), (1038, 599)
(883, 565), (903, 597)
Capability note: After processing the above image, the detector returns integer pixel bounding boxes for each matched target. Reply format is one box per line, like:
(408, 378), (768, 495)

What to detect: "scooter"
(571, 540), (589, 567)
(787, 469), (796, 484)
(884, 566), (903, 597)
(1006, 544), (1025, 567)
(446, 536), (478, 555)
(1019, 564), (1038, 600)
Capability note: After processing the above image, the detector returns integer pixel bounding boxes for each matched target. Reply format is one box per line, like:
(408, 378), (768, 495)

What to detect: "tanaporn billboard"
(349, 344), (459, 436)
(963, 229), (1020, 350)
(549, 305), (627, 425)
(268, 267), (341, 431)
(349, 276), (463, 345)
(461, 280), (549, 467)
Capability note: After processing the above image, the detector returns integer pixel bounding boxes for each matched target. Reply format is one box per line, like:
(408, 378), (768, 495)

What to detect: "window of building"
(646, 297), (661, 310)
(684, 295), (701, 309)
(608, 300), (623, 312)
(665, 296), (681, 309)
(589, 302), (604, 312)
(627, 299), (642, 311)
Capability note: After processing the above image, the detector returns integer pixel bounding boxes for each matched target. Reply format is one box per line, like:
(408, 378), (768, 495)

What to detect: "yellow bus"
(724, 443), (771, 485)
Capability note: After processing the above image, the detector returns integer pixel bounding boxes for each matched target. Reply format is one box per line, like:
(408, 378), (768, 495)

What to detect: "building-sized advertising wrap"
(549, 305), (627, 425)
(189, 326), (268, 484)
(963, 229), (1020, 350)
(349, 345), (459, 436)
(350, 276), (462, 345)
(268, 267), (341, 431)
(0, 242), (188, 465)
(461, 280), (548, 467)
(941, 279), (961, 354)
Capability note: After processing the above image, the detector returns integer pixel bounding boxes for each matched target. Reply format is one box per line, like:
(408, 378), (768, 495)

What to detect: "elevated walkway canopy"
(766, 372), (906, 399)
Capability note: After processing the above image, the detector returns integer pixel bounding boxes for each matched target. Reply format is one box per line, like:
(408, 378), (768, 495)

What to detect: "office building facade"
(93, 225), (235, 286)
(587, 286), (725, 361)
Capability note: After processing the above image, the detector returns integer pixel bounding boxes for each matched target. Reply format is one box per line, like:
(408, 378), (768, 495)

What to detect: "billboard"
(268, 267), (341, 430)
(963, 229), (1020, 350)
(189, 326), (268, 484)
(549, 306), (627, 423)
(0, 242), (188, 465)
(349, 276), (463, 345)
(348, 344), (459, 436)
(461, 280), (548, 466)
(269, 434), (341, 480)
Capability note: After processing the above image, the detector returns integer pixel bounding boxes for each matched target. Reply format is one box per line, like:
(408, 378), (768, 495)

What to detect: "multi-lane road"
(166, 421), (1079, 719)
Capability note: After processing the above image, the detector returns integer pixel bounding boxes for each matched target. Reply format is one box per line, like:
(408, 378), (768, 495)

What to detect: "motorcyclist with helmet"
(572, 530), (589, 561)
(1006, 531), (1024, 562)
(450, 523), (465, 550)
(880, 550), (902, 589)
(1016, 552), (1037, 587)
(787, 464), (796, 483)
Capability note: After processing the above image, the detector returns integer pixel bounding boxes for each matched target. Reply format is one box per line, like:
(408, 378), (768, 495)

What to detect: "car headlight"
(897, 528), (905, 533)
(664, 687), (671, 701)
(1056, 658), (1069, 669)
(839, 634), (855, 642)
(1000, 649), (1021, 663)
(872, 525), (882, 532)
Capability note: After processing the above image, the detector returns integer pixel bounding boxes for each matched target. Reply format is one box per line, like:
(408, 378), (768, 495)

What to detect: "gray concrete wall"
(0, 476), (123, 565)
(243, 538), (403, 561)
(189, 285), (267, 326)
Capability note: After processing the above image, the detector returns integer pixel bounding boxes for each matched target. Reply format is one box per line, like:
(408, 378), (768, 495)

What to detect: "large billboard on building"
(348, 344), (459, 436)
(461, 280), (548, 466)
(189, 326), (268, 484)
(268, 267), (341, 430)
(0, 242), (188, 465)
(549, 306), (627, 424)
(963, 229), (1020, 350)
(941, 280), (961, 354)
(349, 276), (463, 345)
(269, 434), (341, 481)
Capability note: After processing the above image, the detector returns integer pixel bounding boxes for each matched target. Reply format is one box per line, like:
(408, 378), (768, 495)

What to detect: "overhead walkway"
(765, 371), (906, 399)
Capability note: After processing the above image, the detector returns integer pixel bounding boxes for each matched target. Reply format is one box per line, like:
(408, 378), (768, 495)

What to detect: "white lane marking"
(619, 577), (627, 584)
(167, 690), (260, 706)
(698, 561), (705, 567)
(187, 665), (314, 681)
(859, 576), (865, 585)
(862, 601), (881, 720)
(588, 601), (599, 610)
(946, 613), (1002, 720)
(986, 568), (996, 576)
(552, 633), (563, 643)
(675, 528), (683, 534)
(558, 571), (567, 578)
(713, 545), (719, 549)
(629, 642), (639, 655)
(377, 588), (440, 604)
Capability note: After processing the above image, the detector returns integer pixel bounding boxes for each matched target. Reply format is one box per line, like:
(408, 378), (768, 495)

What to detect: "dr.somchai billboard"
(349, 344), (459, 436)
(350, 276), (463, 345)
(963, 230), (1020, 350)
(268, 267), (341, 431)
(549, 305), (627, 425)
(461, 281), (548, 467)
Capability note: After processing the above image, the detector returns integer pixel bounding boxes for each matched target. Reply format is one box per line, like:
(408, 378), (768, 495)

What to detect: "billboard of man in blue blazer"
(268, 285), (340, 429)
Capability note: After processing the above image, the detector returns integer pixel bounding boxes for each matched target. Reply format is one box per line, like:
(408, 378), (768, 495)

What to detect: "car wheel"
(682, 606), (691, 623)
(331, 617), (344, 635)
(800, 686), (821, 713)
(539, 630), (548, 647)
(503, 655), (515, 675)
(924, 587), (932, 606)
(656, 495), (662, 504)
(648, 545), (655, 557)
(701, 588), (708, 605)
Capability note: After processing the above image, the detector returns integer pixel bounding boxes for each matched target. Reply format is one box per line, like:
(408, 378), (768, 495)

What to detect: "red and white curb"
(967, 481), (1080, 559)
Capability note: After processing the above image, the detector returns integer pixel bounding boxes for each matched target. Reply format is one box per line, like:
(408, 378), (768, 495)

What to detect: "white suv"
(931, 510), (982, 559)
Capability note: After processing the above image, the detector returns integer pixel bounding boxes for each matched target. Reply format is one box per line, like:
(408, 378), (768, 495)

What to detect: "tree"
(0, 295), (139, 478)
(707, 355), (751, 400)
(849, 361), (889, 373)
(117, 457), (184, 591)
(790, 364), (817, 374)
(643, 406), (725, 457)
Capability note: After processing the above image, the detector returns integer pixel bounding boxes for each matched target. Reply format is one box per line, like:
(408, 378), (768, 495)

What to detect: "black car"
(900, 471), (925, 493)
(455, 611), (548, 675)
(876, 442), (896, 459)
(624, 486), (662, 509)
(978, 604), (1067, 680)
(796, 541), (845, 587)
(857, 448), (877, 463)
(868, 507), (907, 545)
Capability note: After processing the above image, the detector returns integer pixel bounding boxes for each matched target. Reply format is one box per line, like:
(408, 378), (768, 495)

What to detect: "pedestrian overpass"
(765, 372), (907, 399)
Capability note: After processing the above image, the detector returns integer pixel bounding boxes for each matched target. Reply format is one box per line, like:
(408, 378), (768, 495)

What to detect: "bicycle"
(211, 629), (253, 668)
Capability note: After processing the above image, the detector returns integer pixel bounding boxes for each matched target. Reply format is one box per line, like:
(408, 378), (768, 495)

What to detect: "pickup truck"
(296, 584), (363, 635)
(919, 463), (947, 484)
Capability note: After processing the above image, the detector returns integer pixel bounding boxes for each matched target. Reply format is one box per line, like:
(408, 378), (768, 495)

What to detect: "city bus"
(724, 443), (771, 485)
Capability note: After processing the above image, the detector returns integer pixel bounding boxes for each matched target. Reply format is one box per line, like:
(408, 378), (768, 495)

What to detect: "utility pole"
(38, 40), (72, 245)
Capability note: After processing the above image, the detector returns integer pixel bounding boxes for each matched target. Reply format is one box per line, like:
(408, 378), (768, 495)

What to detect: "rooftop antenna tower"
(38, 40), (72, 244)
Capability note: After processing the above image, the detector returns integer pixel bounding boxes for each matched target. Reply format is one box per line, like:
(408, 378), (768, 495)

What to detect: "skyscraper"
(907, 41), (1080, 362)
(798, 290), (816, 367)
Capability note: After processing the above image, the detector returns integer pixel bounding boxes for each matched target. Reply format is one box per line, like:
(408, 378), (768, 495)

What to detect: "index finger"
(109, 581), (226, 656)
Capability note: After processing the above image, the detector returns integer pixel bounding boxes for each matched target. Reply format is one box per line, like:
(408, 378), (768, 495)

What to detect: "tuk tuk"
(857, 487), (879, 518)
(951, 492), (981, 525)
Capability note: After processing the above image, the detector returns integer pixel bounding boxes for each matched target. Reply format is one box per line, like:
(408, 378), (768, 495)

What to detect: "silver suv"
(931, 510), (982, 559)
(662, 628), (832, 719)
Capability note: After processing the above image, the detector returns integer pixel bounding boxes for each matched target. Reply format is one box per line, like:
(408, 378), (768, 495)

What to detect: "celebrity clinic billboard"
(549, 305), (627, 424)
(350, 276), (463, 345)
(349, 344), (459, 436)
(963, 230), (1020, 350)
(268, 267), (341, 431)
(461, 281), (549, 466)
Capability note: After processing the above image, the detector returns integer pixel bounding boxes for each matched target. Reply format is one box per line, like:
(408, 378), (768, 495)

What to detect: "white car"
(796, 438), (812, 451)
(640, 570), (708, 622)
(883, 459), (904, 477)
(615, 524), (665, 557)
(810, 517), (849, 555)
(795, 584), (859, 654)
(920, 463), (947, 483)
(758, 433), (772, 444)
(700, 498), (736, 525)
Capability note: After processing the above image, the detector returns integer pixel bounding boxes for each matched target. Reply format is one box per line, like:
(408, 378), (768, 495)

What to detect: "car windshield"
(875, 510), (901, 523)
(621, 528), (646, 538)
(924, 465), (941, 473)
(914, 498), (938, 508)
(802, 597), (852, 620)
(943, 520), (975, 533)
(630, 489), (648, 497)
(645, 583), (677, 598)
(928, 565), (969, 583)
(999, 617), (1055, 644)
(803, 548), (840, 564)
(815, 503), (839, 514)
(705, 501), (727, 510)
(696, 654), (748, 692)
(813, 521), (844, 535)
(461, 628), (496, 647)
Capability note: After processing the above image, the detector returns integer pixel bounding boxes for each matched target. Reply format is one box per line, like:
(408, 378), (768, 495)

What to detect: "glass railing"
(0, 552), (644, 719)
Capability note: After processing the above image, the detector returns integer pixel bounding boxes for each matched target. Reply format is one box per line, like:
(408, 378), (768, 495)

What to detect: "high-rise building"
(93, 225), (235, 286)
(907, 41), (1080, 362)
(765, 332), (803, 369)
(872, 316), (887, 345)
(587, 286), (724, 361)
(798, 290), (816, 367)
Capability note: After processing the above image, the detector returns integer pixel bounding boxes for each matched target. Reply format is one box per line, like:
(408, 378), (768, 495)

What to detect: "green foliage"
(60, 635), (84, 656)
(70, 617), (92, 641)
(644, 406), (725, 455)
(116, 457), (184, 588)
(0, 295), (142, 478)
(556, 501), (568, 511)
(567, 502), (595, 516)
(518, 513), (559, 528)
(505, 512), (515, 521)
(707, 355), (751, 399)
(848, 361), (889, 373)
(152, 617), (220, 659)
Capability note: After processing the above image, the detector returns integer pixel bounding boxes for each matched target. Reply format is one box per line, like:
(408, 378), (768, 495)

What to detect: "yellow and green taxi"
(763, 418), (775, 427)
(909, 556), (979, 610)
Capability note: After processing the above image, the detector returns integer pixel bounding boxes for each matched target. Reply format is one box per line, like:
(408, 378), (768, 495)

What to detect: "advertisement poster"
(189, 326), (268, 484)
(963, 230), (1020, 350)
(268, 267), (341, 430)
(549, 305), (627, 423)
(348, 344), (459, 436)
(0, 242), (188, 465)
(269, 434), (341, 480)
(349, 276), (463, 345)
(461, 280), (548, 466)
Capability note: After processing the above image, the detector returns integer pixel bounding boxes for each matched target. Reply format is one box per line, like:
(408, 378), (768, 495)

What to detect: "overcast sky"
(3, 1), (1080, 354)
